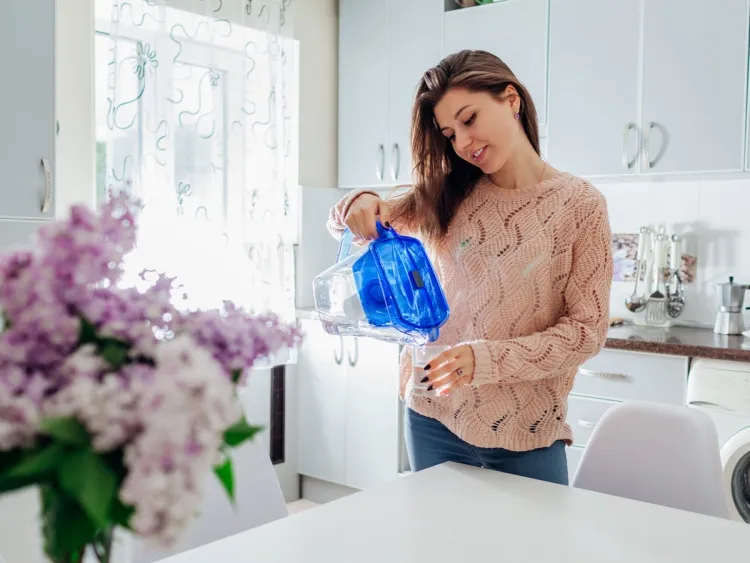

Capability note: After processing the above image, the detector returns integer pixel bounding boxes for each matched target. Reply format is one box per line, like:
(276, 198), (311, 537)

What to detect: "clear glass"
(412, 345), (453, 397)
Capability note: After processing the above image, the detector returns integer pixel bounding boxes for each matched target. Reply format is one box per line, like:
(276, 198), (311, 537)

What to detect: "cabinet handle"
(643, 122), (658, 169)
(578, 419), (597, 430)
(578, 367), (628, 380)
(376, 144), (385, 181)
(41, 158), (53, 213)
(333, 335), (344, 365)
(390, 143), (400, 180)
(347, 337), (359, 367)
(621, 123), (636, 170)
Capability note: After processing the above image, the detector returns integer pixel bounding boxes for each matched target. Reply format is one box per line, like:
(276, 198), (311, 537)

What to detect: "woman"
(326, 50), (613, 485)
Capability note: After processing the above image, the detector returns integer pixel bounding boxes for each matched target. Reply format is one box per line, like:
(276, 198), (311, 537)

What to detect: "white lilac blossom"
(0, 191), (303, 547)
(119, 335), (240, 545)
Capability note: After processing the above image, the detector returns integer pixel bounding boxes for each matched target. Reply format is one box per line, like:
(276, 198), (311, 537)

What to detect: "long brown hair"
(390, 50), (540, 246)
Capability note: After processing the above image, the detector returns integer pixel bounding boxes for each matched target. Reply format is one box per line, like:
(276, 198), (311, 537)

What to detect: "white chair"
(571, 401), (730, 519)
(132, 438), (288, 563)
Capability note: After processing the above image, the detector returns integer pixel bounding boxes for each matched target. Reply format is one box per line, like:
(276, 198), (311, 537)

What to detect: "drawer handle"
(41, 158), (53, 213)
(578, 368), (627, 380)
(333, 335), (344, 366)
(347, 337), (359, 367)
(578, 420), (597, 430)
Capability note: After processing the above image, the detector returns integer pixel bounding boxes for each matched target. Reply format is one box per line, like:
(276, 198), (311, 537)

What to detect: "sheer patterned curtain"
(95, 0), (299, 323)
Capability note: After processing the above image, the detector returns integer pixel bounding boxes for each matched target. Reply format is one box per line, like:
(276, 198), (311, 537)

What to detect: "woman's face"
(433, 86), (521, 175)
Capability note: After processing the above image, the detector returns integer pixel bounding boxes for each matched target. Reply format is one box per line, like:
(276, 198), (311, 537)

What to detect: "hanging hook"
(194, 205), (210, 221)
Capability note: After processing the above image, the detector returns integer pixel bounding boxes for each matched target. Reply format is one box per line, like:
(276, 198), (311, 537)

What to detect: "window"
(95, 0), (299, 317)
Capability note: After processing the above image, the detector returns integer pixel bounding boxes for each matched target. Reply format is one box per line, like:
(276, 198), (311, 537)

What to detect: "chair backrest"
(571, 401), (730, 519)
(132, 438), (288, 563)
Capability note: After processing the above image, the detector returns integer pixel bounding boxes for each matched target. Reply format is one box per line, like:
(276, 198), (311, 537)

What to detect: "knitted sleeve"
(466, 192), (613, 386)
(326, 189), (381, 240)
(327, 188), (417, 240)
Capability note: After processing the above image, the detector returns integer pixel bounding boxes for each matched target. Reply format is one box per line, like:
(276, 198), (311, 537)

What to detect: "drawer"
(567, 395), (618, 447)
(572, 349), (688, 404)
(566, 445), (585, 481)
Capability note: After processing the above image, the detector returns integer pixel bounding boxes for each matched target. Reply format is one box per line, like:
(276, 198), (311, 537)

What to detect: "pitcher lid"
(367, 223), (450, 336)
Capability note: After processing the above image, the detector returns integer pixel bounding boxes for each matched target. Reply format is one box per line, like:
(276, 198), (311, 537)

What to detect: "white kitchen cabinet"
(338, 0), (388, 189)
(0, 1), (56, 220)
(442, 0), (549, 126)
(0, 221), (48, 251)
(547, 0), (641, 177)
(297, 318), (402, 490)
(344, 336), (401, 490)
(574, 349), (688, 405)
(297, 319), (347, 484)
(640, 0), (748, 174)
(386, 0), (443, 186)
(338, 0), (442, 189)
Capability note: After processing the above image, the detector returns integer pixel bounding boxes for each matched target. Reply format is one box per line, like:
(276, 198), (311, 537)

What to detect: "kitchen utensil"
(667, 234), (685, 318)
(714, 276), (750, 335)
(645, 232), (668, 325)
(313, 222), (450, 345)
(625, 227), (650, 313)
(669, 234), (682, 272)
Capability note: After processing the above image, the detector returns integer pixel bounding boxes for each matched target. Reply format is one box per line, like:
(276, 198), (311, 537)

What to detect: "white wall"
(598, 176), (750, 327)
(55, 0), (96, 214)
(294, 0), (339, 188)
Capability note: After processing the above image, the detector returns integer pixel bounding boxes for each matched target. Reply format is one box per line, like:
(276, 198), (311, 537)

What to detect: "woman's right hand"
(344, 193), (391, 242)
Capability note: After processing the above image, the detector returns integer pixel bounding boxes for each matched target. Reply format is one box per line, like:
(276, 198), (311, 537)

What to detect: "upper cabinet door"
(338, 0), (388, 188)
(386, 0), (443, 186)
(442, 0), (549, 126)
(547, 0), (641, 177)
(641, 0), (749, 174)
(0, 2), (55, 220)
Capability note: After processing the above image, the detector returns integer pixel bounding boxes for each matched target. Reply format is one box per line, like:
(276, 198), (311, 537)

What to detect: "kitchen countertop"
(605, 323), (750, 361)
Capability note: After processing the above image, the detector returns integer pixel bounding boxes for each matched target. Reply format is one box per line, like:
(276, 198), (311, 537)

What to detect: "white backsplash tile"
(599, 176), (750, 326)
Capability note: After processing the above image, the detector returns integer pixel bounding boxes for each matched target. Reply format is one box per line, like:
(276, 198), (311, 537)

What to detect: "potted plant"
(0, 192), (303, 562)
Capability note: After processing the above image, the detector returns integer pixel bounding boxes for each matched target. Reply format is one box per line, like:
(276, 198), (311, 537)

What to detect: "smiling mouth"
(471, 146), (487, 162)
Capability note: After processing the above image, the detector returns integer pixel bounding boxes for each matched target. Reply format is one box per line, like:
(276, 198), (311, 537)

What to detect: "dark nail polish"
(424, 364), (431, 371)
(427, 385), (434, 391)
(420, 376), (429, 383)
(384, 221), (391, 228)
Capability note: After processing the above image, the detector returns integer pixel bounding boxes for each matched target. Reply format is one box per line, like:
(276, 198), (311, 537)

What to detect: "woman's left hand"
(422, 345), (475, 396)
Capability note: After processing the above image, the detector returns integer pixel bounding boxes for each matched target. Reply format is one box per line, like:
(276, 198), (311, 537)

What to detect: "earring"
(514, 112), (520, 120)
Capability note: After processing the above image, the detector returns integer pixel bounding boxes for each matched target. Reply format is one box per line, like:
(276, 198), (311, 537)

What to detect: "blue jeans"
(405, 408), (569, 485)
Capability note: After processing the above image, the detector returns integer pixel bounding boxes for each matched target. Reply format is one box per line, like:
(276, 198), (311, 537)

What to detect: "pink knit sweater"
(327, 173), (613, 451)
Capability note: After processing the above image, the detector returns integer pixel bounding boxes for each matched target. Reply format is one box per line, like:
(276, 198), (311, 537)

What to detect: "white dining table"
(159, 462), (750, 562)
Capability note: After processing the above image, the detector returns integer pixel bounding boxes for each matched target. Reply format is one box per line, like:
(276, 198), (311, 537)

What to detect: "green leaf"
(99, 339), (130, 369)
(109, 498), (135, 529)
(1, 312), (10, 331)
(78, 317), (98, 344)
(231, 369), (243, 384)
(39, 417), (90, 446)
(58, 450), (117, 528)
(41, 484), (98, 561)
(214, 457), (235, 504)
(3, 442), (66, 482)
(223, 417), (263, 447)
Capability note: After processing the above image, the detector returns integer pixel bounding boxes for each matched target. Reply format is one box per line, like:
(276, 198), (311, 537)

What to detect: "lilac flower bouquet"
(0, 193), (302, 562)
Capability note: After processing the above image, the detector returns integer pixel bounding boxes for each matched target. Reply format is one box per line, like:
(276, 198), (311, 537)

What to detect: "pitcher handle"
(336, 229), (355, 263)
(336, 222), (393, 263)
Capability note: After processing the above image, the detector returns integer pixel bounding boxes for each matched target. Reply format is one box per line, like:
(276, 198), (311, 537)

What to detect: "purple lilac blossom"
(0, 191), (303, 546)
